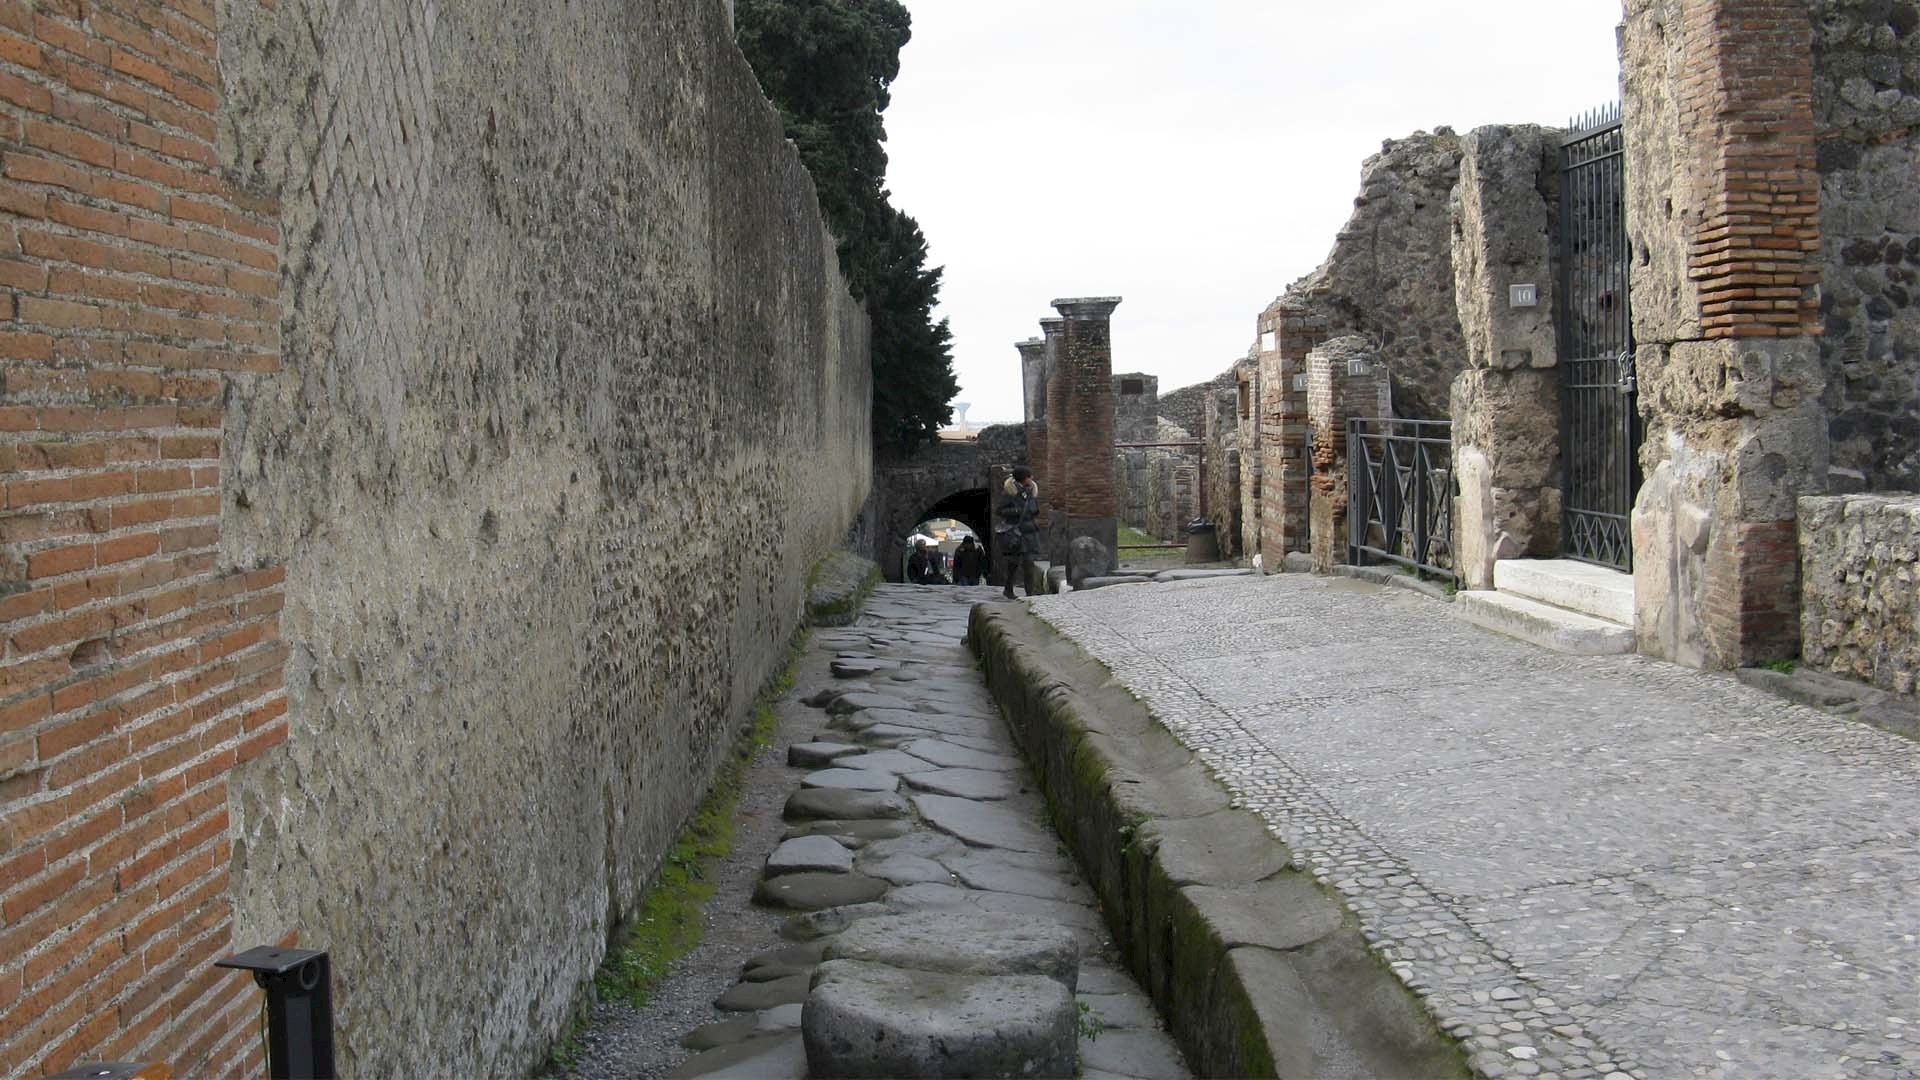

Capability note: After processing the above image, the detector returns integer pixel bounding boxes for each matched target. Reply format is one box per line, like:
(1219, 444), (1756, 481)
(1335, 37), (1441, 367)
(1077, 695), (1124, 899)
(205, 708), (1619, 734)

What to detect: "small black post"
(215, 946), (335, 1080)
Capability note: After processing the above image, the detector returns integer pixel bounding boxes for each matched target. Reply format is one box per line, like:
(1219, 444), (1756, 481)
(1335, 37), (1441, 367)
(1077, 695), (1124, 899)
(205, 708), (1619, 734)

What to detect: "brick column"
(1257, 295), (1326, 571)
(1039, 316), (1068, 561)
(1235, 356), (1261, 560)
(1051, 297), (1122, 560)
(1623, 0), (1825, 667)
(1306, 337), (1391, 572)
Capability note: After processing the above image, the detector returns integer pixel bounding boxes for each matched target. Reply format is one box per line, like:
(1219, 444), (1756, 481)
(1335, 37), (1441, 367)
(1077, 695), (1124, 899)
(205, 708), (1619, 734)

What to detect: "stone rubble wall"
(1154, 367), (1235, 442)
(1202, 386), (1242, 557)
(205, 0), (873, 1076)
(1799, 493), (1920, 695)
(1809, 0), (1920, 491)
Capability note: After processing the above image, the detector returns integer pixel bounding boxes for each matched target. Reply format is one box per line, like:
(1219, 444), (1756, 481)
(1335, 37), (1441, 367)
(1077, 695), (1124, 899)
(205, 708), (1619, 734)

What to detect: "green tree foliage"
(736, 0), (958, 454)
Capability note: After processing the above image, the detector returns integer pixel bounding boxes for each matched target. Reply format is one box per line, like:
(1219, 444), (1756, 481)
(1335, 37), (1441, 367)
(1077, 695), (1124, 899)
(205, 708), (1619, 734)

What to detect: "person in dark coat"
(952, 535), (986, 586)
(906, 540), (935, 584)
(994, 466), (1041, 599)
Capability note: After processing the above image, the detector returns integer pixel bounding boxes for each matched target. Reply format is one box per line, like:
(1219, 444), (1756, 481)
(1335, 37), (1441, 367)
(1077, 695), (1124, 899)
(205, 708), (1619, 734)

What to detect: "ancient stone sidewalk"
(1033, 573), (1920, 1080)
(636, 584), (1189, 1079)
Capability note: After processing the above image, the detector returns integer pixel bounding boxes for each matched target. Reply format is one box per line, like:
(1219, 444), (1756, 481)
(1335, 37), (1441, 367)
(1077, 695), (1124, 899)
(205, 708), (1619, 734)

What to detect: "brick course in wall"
(0, 1), (285, 1075)
(1256, 296), (1323, 570)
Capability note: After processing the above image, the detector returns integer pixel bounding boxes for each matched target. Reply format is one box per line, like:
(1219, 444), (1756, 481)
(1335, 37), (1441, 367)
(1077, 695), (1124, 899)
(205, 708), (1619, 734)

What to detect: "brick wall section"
(1306, 337), (1389, 571)
(0, 1), (284, 1076)
(1680, 0), (1823, 338)
(1051, 298), (1120, 526)
(1256, 296), (1325, 569)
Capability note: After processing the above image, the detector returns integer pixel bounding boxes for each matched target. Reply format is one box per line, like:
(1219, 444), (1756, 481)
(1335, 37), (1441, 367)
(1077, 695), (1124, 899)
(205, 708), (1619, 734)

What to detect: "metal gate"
(1559, 105), (1639, 571)
(1348, 418), (1455, 581)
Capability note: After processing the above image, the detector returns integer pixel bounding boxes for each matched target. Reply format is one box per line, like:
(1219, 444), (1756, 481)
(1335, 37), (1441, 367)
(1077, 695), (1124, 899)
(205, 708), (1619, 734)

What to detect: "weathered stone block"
(1800, 493), (1920, 695)
(802, 960), (1077, 1079)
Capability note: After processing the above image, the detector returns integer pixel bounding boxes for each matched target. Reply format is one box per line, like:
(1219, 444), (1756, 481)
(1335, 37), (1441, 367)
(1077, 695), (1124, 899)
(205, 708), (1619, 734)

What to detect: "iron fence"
(1347, 417), (1455, 581)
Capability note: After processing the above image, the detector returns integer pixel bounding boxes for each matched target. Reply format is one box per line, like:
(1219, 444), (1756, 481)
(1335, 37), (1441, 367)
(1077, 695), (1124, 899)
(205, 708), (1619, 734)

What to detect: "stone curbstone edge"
(966, 602), (1469, 1079)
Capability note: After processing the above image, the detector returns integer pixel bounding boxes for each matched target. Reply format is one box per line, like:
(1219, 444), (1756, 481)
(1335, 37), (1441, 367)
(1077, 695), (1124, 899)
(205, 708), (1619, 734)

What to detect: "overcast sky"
(883, 1), (1626, 426)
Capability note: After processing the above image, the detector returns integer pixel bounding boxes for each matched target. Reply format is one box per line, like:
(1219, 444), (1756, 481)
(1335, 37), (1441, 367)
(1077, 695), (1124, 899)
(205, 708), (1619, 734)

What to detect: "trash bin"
(1184, 519), (1220, 564)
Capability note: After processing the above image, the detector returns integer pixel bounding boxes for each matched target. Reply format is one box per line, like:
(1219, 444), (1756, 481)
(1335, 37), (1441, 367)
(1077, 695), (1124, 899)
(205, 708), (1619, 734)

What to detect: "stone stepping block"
(784, 788), (910, 822)
(885, 668), (922, 682)
(854, 852), (956, 887)
(800, 768), (899, 793)
(745, 941), (828, 973)
(942, 851), (1085, 903)
(783, 819), (913, 846)
(832, 657), (899, 678)
(765, 836), (854, 877)
(848, 724), (924, 749)
(755, 872), (890, 912)
(743, 962), (813, 982)
(788, 742), (863, 768)
(668, 1032), (807, 1080)
(756, 1002), (805, 1032)
(838, 708), (998, 741)
(826, 692), (916, 716)
(802, 684), (868, 708)
(858, 829), (965, 862)
(802, 960), (1077, 1079)
(824, 910), (1081, 987)
(902, 739), (1024, 773)
(912, 794), (1056, 854)
(901, 767), (1020, 801)
(716, 973), (812, 1011)
(830, 750), (936, 775)
(781, 901), (892, 942)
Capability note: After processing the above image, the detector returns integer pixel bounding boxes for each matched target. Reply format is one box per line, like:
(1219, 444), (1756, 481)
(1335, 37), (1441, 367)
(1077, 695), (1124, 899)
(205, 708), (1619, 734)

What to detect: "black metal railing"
(1559, 104), (1639, 571)
(1347, 418), (1455, 581)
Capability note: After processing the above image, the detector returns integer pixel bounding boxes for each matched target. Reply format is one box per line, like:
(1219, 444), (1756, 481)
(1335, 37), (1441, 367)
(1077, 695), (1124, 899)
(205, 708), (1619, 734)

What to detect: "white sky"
(883, 1), (1626, 426)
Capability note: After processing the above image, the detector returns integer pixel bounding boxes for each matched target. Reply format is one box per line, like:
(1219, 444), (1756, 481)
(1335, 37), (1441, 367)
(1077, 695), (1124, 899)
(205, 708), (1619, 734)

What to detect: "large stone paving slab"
(1034, 573), (1920, 1080)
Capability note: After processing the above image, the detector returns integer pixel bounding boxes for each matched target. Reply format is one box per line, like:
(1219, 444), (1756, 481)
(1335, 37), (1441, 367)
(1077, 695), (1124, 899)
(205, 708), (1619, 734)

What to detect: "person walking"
(906, 539), (935, 584)
(994, 466), (1041, 599)
(952, 535), (986, 586)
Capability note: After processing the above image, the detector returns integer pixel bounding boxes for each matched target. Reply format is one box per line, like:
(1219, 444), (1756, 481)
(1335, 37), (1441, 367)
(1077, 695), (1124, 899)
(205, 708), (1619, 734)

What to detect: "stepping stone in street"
(783, 819), (913, 845)
(668, 1032), (807, 1080)
(913, 794), (1057, 854)
(886, 668), (922, 682)
(971, 891), (1105, 937)
(848, 723), (924, 748)
(901, 767), (1020, 801)
(942, 851), (1085, 903)
(824, 910), (1081, 987)
(781, 901), (892, 942)
(788, 742), (863, 768)
(742, 963), (812, 982)
(831, 750), (937, 775)
(831, 657), (899, 678)
(802, 960), (1076, 1079)
(799, 768), (899, 793)
(902, 739), (1024, 773)
(766, 836), (854, 877)
(754, 871), (889, 912)
(855, 852), (956, 887)
(802, 684), (868, 708)
(744, 941), (828, 973)
(827, 691), (916, 716)
(784, 788), (909, 821)
(715, 974), (812, 1011)
(858, 830), (965, 862)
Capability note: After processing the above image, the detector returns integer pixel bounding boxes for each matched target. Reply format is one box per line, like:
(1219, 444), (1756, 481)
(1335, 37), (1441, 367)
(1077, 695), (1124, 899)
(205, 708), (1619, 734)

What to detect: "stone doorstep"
(1492, 558), (1635, 625)
(1452, 590), (1635, 656)
(968, 602), (1470, 1080)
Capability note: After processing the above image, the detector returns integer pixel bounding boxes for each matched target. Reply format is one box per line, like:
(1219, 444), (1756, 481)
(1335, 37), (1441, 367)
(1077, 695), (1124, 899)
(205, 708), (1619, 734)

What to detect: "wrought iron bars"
(1558, 106), (1639, 571)
(1347, 418), (1455, 581)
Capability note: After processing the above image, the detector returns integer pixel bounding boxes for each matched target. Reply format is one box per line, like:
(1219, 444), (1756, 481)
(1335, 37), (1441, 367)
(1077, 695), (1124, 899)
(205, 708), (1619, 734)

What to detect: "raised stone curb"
(968, 602), (1468, 1079)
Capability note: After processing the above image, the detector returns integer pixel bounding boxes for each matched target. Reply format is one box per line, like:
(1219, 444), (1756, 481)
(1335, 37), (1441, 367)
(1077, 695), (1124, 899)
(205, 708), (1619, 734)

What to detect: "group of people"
(903, 465), (1044, 602)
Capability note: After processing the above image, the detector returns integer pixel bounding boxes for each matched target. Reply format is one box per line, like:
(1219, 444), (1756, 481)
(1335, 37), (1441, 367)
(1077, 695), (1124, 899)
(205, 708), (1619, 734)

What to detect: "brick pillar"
(1236, 357), (1261, 561)
(1623, 0), (1825, 667)
(1257, 295), (1326, 571)
(1039, 316), (1068, 562)
(1306, 336), (1391, 572)
(1051, 297), (1122, 560)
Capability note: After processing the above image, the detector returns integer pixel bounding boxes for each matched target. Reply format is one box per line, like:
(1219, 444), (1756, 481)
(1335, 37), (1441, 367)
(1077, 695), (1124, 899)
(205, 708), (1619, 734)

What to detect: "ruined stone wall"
(1202, 387), (1241, 556)
(1155, 367), (1235, 441)
(1113, 371), (1158, 445)
(0, 1), (878, 1077)
(1809, 0), (1920, 490)
(1284, 132), (1468, 421)
(1799, 493), (1920, 694)
(1306, 337), (1390, 571)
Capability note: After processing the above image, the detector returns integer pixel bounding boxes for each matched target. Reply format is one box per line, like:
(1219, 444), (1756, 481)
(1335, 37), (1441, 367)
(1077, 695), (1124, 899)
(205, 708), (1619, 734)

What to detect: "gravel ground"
(553, 642), (836, 1080)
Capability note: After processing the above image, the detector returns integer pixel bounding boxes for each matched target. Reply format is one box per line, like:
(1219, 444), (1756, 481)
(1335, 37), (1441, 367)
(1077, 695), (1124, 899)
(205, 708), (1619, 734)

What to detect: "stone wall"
(1799, 493), (1920, 694)
(1306, 337), (1391, 571)
(1155, 367), (1235, 441)
(1202, 386), (1241, 556)
(1810, 0), (1920, 491)
(0, 0), (870, 1076)
(1113, 371), (1158, 445)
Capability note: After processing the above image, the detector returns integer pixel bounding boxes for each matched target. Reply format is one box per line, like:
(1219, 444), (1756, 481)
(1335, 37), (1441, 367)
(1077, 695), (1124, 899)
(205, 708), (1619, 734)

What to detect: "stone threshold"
(968, 602), (1469, 1079)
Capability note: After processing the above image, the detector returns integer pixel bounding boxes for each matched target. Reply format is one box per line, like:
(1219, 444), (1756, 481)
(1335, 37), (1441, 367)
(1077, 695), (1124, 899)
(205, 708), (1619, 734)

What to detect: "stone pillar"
(1235, 354), (1261, 561)
(1257, 295), (1326, 571)
(1039, 316), (1069, 562)
(1623, 0), (1826, 668)
(1306, 336), (1391, 572)
(1051, 297), (1123, 561)
(1017, 336), (1050, 496)
(1449, 124), (1564, 591)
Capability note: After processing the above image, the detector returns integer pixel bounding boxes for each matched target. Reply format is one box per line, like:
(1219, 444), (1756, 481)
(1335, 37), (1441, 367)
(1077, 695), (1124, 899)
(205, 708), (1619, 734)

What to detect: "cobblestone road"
(1033, 573), (1920, 1080)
